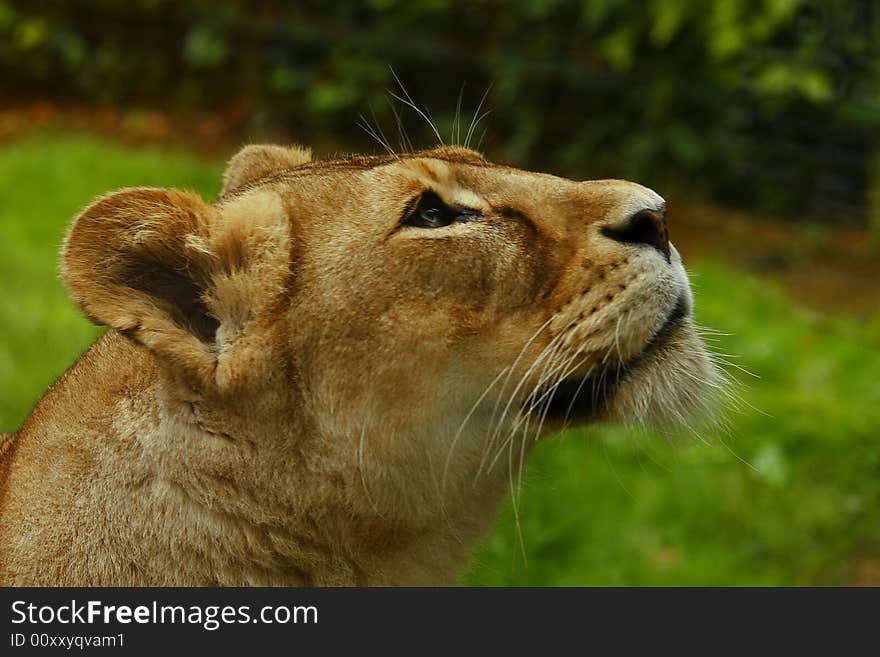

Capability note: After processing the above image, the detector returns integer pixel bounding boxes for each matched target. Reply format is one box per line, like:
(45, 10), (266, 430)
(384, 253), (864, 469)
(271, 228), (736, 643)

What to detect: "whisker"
(369, 102), (397, 158)
(464, 83), (493, 148)
(388, 66), (445, 146)
(475, 125), (490, 151)
(356, 113), (396, 158)
(489, 340), (585, 477)
(387, 96), (414, 153)
(480, 319), (576, 477)
(357, 412), (386, 519)
(478, 316), (557, 475)
(453, 82), (466, 146)
(514, 341), (577, 495)
(442, 366), (510, 495)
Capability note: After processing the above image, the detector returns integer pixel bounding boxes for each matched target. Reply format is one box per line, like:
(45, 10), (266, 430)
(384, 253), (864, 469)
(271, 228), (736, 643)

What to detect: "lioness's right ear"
(222, 144), (312, 195)
(62, 187), (219, 384)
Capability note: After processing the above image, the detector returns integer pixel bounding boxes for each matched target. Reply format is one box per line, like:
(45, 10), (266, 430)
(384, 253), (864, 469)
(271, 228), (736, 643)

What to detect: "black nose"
(601, 206), (670, 261)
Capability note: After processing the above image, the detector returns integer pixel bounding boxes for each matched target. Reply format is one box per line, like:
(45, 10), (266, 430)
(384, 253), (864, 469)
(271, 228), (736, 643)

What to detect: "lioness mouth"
(527, 295), (689, 424)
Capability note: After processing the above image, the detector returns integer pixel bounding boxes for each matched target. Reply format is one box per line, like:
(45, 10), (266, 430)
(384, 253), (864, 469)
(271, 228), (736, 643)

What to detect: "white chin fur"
(602, 318), (719, 428)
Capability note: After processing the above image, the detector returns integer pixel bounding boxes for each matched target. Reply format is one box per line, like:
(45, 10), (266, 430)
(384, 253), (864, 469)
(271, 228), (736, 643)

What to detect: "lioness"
(0, 144), (716, 585)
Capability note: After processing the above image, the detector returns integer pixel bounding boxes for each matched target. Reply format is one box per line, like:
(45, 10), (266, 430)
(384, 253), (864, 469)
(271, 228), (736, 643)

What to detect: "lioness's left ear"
(63, 187), (291, 388)
(222, 143), (312, 195)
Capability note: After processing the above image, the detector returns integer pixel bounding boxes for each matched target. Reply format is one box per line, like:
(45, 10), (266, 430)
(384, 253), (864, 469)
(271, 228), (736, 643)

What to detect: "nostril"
(601, 207), (670, 261)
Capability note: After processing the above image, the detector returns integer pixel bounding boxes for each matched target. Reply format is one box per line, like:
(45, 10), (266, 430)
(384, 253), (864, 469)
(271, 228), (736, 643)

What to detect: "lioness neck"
(0, 331), (493, 586)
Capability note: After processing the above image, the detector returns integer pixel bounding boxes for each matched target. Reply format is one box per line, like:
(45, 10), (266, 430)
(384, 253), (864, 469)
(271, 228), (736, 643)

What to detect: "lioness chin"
(0, 143), (717, 586)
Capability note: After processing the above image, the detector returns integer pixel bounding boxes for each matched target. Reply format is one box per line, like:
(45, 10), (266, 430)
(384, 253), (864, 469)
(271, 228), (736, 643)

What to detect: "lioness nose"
(601, 206), (670, 261)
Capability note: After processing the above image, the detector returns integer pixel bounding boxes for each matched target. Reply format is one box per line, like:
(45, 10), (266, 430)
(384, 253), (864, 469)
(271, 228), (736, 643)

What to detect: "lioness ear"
(63, 187), (291, 388)
(222, 143), (312, 195)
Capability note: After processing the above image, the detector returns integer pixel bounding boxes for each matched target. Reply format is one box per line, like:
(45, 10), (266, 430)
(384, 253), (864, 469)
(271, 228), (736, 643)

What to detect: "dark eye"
(402, 191), (483, 229)
(418, 204), (447, 228)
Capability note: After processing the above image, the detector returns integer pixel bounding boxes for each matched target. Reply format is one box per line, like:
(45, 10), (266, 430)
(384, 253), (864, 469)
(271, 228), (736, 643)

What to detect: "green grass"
(2, 132), (879, 585)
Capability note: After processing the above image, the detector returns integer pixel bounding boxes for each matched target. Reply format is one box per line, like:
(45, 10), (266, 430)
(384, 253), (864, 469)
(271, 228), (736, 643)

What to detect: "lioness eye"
(402, 191), (482, 229)
(420, 206), (446, 228)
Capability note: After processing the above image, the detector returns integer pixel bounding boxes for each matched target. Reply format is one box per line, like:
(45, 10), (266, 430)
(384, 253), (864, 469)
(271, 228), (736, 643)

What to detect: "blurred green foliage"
(1, 1), (878, 222)
(1, 132), (879, 584)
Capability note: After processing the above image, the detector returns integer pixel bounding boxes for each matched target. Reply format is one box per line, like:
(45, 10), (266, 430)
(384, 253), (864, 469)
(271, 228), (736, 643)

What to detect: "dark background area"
(2, 0), (879, 226)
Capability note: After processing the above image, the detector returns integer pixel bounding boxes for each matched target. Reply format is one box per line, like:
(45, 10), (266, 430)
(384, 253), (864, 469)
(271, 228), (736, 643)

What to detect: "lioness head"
(59, 143), (717, 581)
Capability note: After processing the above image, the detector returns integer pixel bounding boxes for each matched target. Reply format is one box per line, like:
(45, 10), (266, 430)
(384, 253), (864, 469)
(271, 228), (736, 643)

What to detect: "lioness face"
(261, 146), (713, 431)
(63, 144), (716, 523)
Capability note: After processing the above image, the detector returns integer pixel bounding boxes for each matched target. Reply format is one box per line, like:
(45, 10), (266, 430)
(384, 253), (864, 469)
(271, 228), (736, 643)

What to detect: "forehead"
(220, 145), (663, 223)
(219, 146), (528, 199)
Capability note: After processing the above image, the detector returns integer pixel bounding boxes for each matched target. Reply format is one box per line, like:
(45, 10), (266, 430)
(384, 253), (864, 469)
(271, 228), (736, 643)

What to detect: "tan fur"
(0, 144), (717, 585)
(222, 143), (313, 195)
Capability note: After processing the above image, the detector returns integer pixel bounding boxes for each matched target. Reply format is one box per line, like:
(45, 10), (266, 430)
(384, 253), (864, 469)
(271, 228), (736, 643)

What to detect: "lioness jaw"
(0, 144), (717, 586)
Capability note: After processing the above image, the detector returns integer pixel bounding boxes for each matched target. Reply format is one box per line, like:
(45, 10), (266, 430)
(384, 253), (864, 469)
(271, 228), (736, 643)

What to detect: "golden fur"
(0, 144), (716, 585)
